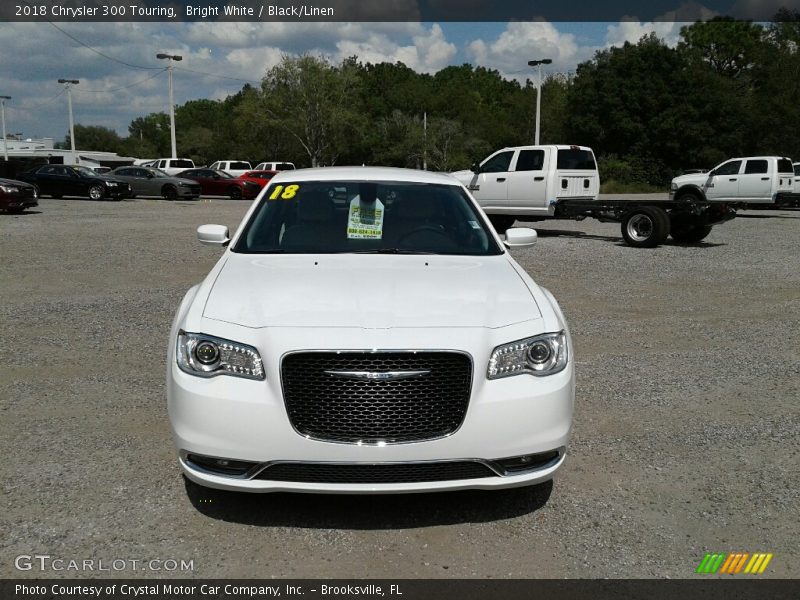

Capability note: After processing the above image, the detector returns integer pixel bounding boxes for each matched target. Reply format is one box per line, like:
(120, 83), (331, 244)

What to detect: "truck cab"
(670, 156), (795, 205)
(451, 145), (600, 218)
(153, 158), (196, 176)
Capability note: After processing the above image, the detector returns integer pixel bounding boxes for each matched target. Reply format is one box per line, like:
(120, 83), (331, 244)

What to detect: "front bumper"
(167, 325), (574, 494)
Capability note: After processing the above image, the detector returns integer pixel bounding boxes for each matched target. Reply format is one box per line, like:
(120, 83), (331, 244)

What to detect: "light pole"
(527, 59), (552, 145)
(0, 95), (10, 161)
(156, 53), (182, 159)
(58, 79), (80, 162)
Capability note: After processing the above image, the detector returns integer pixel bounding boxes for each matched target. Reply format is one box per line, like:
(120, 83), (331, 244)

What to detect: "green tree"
(261, 55), (364, 167)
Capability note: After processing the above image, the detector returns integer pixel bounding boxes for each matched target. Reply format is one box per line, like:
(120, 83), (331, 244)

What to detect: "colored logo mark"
(696, 552), (773, 574)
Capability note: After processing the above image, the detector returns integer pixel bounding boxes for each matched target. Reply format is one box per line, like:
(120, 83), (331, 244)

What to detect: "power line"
(174, 66), (262, 84)
(74, 69), (167, 93)
(47, 21), (163, 71)
(6, 89), (66, 113)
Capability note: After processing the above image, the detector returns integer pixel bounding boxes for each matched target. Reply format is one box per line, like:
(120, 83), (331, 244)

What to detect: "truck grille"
(255, 461), (495, 484)
(281, 351), (472, 444)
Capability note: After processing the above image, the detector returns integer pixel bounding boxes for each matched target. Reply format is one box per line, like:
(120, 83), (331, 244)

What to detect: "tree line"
(67, 14), (800, 188)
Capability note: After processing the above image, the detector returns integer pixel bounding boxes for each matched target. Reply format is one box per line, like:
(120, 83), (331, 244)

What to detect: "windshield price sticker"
(347, 196), (384, 239)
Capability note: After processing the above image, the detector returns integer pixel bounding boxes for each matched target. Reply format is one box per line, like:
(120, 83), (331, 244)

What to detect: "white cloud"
(466, 22), (593, 80)
(605, 21), (685, 48)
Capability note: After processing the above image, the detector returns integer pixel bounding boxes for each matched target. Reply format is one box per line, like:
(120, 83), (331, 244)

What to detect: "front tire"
(229, 186), (243, 200)
(88, 185), (104, 201)
(162, 185), (178, 200)
(621, 206), (670, 248)
(670, 223), (713, 243)
(488, 215), (515, 234)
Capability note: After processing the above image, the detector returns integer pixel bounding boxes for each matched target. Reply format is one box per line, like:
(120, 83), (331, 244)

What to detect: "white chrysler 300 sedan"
(167, 167), (574, 493)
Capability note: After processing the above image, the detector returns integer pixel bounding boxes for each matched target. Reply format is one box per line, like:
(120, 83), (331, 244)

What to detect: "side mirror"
(197, 224), (230, 247)
(146, 172), (154, 179)
(470, 162), (481, 174)
(504, 227), (537, 248)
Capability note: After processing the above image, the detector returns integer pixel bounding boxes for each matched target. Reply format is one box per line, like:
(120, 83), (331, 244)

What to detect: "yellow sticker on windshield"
(347, 196), (384, 239)
(268, 184), (300, 200)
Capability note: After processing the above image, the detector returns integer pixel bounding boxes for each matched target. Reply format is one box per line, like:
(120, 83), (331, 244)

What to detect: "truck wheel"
(488, 215), (515, 234)
(670, 224), (713, 243)
(621, 206), (670, 248)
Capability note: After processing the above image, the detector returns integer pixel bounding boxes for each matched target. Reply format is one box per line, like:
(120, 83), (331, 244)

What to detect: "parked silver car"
(110, 166), (201, 200)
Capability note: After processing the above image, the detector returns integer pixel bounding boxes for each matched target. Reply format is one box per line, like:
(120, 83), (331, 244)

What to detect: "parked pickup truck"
(452, 145), (735, 248)
(152, 158), (196, 176)
(670, 156), (798, 207)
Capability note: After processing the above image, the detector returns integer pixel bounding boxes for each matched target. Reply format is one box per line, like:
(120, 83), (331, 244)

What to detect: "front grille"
(255, 461), (495, 484)
(21, 187), (36, 199)
(281, 351), (472, 443)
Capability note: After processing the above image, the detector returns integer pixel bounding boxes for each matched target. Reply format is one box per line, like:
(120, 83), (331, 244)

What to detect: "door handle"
(496, 177), (506, 182)
(534, 176), (545, 181)
(729, 178), (737, 181)
(761, 177), (769, 181)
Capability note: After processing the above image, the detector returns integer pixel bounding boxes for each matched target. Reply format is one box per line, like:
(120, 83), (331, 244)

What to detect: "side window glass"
(515, 150), (545, 172)
(715, 161), (741, 176)
(481, 151), (514, 174)
(744, 160), (768, 175)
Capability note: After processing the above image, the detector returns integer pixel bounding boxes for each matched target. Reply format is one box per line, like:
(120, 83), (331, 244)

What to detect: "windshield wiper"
(352, 248), (436, 255)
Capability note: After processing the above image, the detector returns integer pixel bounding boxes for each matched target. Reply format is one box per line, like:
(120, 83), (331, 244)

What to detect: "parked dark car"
(110, 166), (201, 200)
(17, 164), (130, 200)
(175, 168), (261, 200)
(0, 177), (39, 213)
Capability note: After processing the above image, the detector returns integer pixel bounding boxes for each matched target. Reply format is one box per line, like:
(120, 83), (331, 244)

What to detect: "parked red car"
(239, 170), (278, 189)
(174, 168), (261, 200)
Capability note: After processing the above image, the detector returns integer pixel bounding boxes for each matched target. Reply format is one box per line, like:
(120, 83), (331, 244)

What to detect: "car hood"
(203, 254), (541, 329)
(672, 172), (710, 186)
(0, 177), (34, 188)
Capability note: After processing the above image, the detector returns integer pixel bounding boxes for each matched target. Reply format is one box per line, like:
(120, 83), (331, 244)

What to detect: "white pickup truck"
(152, 158), (196, 176)
(452, 144), (735, 247)
(670, 156), (798, 207)
(451, 145), (600, 232)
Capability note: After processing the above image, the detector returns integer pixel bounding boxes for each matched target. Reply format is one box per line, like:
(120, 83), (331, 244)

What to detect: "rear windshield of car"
(172, 160), (194, 168)
(557, 149), (597, 170)
(777, 158), (793, 174)
(277, 163), (295, 170)
(230, 162), (250, 169)
(233, 180), (502, 256)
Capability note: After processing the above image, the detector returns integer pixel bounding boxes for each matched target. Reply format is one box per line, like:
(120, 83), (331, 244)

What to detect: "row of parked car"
(1, 163), (287, 205)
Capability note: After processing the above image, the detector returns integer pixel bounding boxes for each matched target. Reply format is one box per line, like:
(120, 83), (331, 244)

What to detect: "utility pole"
(58, 79), (80, 163)
(0, 95), (10, 161)
(423, 111), (427, 171)
(527, 59), (552, 145)
(156, 53), (182, 159)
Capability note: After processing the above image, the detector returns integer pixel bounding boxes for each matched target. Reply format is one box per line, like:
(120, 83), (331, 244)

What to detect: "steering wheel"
(397, 225), (453, 244)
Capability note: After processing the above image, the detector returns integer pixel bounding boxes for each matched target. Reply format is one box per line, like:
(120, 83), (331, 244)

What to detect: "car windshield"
(233, 180), (503, 256)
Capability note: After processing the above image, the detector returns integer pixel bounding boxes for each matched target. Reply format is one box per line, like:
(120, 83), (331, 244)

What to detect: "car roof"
(269, 166), (461, 185)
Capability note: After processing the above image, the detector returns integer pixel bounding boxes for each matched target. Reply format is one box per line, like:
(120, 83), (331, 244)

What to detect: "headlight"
(106, 182), (118, 187)
(670, 182), (678, 191)
(0, 185), (19, 193)
(176, 331), (264, 380)
(487, 331), (568, 379)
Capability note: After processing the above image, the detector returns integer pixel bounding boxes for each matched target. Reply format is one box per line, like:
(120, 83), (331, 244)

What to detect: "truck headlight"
(670, 182), (678, 191)
(487, 332), (568, 379)
(176, 331), (264, 380)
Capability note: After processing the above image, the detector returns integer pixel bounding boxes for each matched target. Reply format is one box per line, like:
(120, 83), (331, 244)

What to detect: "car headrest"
(397, 195), (437, 220)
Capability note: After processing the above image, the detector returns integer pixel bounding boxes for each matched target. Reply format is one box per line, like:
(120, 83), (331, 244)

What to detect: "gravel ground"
(1, 198), (798, 579)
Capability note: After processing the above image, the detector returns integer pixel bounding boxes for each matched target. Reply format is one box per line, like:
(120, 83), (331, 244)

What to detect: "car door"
(113, 168), (137, 194)
(468, 150), (515, 209)
(738, 159), (772, 201)
(33, 165), (59, 195)
(62, 167), (88, 197)
(705, 160), (742, 200)
(506, 148), (549, 213)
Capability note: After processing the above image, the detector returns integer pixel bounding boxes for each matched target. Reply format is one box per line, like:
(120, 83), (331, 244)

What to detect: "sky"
(0, 20), (696, 142)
